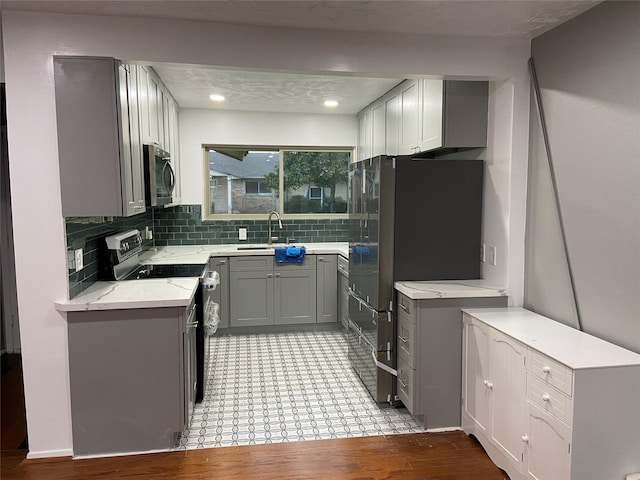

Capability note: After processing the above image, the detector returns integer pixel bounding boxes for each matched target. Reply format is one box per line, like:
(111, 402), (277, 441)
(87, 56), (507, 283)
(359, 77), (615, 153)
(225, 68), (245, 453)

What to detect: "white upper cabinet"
(420, 80), (489, 152)
(357, 107), (371, 161)
(357, 78), (489, 159)
(384, 91), (400, 156)
(418, 79), (444, 151)
(370, 99), (386, 158)
(398, 80), (420, 155)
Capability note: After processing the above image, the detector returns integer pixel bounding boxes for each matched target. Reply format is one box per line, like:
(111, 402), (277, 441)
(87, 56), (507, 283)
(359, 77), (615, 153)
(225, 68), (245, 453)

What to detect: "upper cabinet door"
(371, 100), (386, 158)
(398, 80), (420, 155)
(418, 79), (444, 151)
(357, 108), (371, 161)
(384, 92), (400, 156)
(124, 64), (146, 214)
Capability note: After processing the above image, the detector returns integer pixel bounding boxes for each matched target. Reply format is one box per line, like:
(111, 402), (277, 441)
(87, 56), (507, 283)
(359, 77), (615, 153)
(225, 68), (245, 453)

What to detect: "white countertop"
(395, 280), (506, 300)
(463, 307), (640, 370)
(56, 278), (199, 312)
(139, 242), (349, 265)
(57, 243), (348, 312)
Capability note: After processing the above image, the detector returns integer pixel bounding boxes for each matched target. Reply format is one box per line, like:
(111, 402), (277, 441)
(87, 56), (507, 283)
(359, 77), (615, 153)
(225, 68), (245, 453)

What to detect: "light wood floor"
(1, 355), (508, 480)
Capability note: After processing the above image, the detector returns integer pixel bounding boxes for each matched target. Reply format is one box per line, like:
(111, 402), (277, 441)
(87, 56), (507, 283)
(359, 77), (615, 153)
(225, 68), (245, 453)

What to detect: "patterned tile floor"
(179, 330), (425, 449)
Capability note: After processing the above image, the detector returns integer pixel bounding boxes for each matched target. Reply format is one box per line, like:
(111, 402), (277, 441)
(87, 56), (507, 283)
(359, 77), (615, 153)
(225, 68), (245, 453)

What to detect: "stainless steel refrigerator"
(347, 156), (484, 403)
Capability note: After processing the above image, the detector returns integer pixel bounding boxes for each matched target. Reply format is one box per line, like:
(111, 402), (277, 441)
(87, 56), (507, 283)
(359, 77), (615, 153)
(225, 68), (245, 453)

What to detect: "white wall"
(179, 109), (357, 206)
(1, 10), (530, 457)
(527, 2), (640, 352)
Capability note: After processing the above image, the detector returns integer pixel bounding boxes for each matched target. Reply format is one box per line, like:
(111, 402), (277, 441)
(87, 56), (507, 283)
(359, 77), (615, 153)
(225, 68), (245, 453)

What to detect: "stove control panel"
(105, 229), (143, 263)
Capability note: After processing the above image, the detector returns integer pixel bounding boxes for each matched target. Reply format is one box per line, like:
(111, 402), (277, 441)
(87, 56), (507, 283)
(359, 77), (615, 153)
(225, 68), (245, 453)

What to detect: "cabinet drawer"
(527, 348), (573, 397)
(230, 256), (272, 272)
(526, 373), (573, 426)
(397, 292), (416, 323)
(397, 358), (416, 414)
(337, 255), (349, 276)
(274, 254), (316, 270)
(397, 314), (416, 368)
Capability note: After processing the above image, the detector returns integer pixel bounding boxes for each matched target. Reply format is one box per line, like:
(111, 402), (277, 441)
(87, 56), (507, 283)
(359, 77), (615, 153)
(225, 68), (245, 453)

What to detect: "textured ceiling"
(2, 1), (600, 37)
(3, 0), (600, 114)
(151, 65), (402, 114)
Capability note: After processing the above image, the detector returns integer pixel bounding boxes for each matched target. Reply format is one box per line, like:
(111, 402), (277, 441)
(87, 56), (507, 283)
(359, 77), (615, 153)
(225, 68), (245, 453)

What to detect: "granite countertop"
(56, 278), (199, 312)
(462, 307), (640, 369)
(394, 280), (507, 300)
(57, 243), (348, 312)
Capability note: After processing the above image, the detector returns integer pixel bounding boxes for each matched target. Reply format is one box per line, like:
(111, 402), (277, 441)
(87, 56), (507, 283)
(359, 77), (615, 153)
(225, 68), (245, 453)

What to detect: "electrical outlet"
(480, 244), (486, 263)
(487, 246), (497, 266)
(238, 228), (247, 241)
(145, 226), (153, 240)
(74, 248), (84, 271)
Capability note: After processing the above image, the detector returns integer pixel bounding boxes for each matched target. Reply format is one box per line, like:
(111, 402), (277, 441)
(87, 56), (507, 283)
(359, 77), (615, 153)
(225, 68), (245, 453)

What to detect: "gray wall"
(526, 1), (640, 353)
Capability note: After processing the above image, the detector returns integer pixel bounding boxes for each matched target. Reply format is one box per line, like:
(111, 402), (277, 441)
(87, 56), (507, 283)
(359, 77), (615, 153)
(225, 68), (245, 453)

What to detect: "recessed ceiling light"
(209, 94), (225, 102)
(324, 100), (339, 108)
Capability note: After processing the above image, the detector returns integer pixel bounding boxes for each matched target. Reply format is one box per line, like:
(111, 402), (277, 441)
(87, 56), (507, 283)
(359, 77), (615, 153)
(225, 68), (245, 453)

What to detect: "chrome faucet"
(267, 211), (283, 245)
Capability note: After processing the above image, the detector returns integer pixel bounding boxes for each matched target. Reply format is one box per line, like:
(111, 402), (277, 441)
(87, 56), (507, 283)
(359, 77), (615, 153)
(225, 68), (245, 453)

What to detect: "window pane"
(282, 151), (349, 214)
(208, 150), (279, 214)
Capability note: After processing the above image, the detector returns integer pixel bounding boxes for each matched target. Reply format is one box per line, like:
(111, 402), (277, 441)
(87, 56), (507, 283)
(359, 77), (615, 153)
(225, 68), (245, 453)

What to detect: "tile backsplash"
(65, 205), (348, 298)
(65, 212), (154, 299)
(153, 205), (348, 246)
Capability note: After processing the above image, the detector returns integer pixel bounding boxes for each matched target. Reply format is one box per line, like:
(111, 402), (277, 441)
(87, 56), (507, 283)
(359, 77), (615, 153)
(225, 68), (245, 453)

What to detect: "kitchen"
(2, 2), (639, 479)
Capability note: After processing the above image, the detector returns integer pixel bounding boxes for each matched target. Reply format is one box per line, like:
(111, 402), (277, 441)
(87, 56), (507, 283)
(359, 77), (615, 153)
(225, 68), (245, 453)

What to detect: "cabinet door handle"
(267, 273), (273, 278)
(542, 366), (551, 374)
(398, 336), (408, 344)
(275, 273), (281, 278)
(542, 394), (551, 402)
(521, 435), (529, 444)
(398, 378), (408, 389)
(218, 260), (227, 265)
(486, 381), (493, 389)
(399, 303), (409, 312)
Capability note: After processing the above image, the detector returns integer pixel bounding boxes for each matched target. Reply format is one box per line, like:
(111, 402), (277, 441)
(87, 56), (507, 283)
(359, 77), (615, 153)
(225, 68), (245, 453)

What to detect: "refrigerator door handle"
(371, 349), (397, 377)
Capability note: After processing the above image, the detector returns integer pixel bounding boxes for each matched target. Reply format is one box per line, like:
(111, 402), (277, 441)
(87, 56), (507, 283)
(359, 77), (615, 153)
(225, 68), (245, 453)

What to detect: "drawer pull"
(398, 336), (408, 344)
(521, 435), (529, 444)
(486, 381), (493, 390)
(399, 303), (409, 312)
(398, 378), (408, 389)
(542, 394), (551, 402)
(542, 366), (551, 374)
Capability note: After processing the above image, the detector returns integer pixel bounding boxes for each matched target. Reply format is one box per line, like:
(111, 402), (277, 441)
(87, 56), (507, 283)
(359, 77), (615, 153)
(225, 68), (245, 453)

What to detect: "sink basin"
(235, 246), (274, 251)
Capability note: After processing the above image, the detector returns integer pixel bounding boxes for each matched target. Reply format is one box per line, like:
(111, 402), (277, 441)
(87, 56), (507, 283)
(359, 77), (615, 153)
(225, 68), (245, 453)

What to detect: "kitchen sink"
(235, 246), (274, 251)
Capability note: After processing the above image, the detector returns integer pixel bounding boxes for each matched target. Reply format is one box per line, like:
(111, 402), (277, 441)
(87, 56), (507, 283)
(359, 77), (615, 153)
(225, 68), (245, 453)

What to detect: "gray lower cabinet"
(67, 300), (196, 456)
(395, 291), (507, 429)
(316, 255), (337, 323)
(229, 255), (317, 327)
(274, 266), (317, 325)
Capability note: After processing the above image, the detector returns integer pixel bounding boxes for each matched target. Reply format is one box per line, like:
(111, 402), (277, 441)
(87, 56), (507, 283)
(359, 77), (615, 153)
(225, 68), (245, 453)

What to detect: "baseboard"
(27, 448), (74, 460)
(73, 447), (172, 460)
(426, 426), (462, 433)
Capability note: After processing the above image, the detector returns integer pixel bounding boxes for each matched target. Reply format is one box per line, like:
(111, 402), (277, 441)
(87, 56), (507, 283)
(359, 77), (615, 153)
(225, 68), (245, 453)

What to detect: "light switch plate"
(74, 248), (84, 271)
(238, 228), (247, 240)
(487, 246), (497, 266)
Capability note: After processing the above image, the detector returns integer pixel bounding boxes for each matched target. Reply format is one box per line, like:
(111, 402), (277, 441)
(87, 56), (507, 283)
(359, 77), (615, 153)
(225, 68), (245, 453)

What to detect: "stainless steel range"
(98, 229), (219, 405)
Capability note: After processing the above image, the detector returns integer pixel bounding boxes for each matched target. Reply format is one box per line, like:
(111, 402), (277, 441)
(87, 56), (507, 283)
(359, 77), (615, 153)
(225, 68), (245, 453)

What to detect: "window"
(205, 147), (351, 218)
(245, 180), (271, 195)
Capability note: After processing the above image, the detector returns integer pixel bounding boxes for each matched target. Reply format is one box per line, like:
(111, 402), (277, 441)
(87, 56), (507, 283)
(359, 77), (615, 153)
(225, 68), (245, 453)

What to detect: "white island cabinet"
(462, 308), (640, 480)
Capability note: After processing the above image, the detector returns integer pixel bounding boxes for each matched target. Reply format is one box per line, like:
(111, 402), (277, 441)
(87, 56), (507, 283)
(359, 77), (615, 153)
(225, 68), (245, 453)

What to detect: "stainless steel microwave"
(143, 144), (175, 207)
